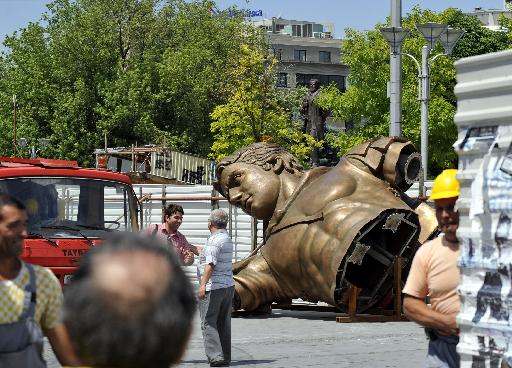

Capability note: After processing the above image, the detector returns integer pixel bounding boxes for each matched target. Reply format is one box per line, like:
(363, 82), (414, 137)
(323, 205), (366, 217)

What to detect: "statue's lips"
(243, 195), (252, 212)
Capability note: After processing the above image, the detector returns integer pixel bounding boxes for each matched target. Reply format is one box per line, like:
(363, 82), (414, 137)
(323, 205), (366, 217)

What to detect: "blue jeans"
(425, 332), (459, 368)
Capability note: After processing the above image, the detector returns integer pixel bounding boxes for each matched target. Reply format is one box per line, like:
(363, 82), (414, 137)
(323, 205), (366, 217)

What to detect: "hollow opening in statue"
(334, 209), (420, 313)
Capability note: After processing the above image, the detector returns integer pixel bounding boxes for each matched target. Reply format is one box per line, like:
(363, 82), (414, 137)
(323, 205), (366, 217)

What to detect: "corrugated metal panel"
(98, 148), (216, 185)
(150, 151), (216, 185)
(454, 49), (512, 367)
(130, 184), (261, 286)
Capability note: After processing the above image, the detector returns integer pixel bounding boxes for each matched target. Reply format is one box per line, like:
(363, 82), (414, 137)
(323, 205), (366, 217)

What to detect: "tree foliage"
(317, 7), (510, 177)
(210, 44), (318, 163)
(0, 0), (257, 166)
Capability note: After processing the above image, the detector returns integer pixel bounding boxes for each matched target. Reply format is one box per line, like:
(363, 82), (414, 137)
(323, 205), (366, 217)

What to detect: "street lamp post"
(420, 45), (429, 184)
(380, 23), (464, 182)
(17, 138), (50, 159)
(12, 95), (17, 157)
(389, 0), (403, 137)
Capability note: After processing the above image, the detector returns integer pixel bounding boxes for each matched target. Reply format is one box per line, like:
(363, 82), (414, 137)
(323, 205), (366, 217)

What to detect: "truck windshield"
(0, 177), (137, 237)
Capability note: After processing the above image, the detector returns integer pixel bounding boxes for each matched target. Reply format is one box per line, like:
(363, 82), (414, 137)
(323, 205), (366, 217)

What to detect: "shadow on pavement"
(180, 359), (276, 366)
(231, 360), (276, 366)
(235, 309), (339, 322)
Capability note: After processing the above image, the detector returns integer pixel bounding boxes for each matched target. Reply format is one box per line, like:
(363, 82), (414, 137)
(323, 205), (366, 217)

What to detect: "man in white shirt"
(197, 209), (234, 367)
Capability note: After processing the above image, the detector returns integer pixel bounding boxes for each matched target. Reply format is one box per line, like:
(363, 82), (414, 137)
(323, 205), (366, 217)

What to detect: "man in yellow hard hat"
(403, 169), (461, 368)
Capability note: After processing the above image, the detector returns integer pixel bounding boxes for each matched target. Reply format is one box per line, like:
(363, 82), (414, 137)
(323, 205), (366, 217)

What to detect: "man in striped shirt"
(197, 209), (234, 367)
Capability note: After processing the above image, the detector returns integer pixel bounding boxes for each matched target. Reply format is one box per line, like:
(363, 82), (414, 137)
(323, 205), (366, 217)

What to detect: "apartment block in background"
(254, 17), (349, 91)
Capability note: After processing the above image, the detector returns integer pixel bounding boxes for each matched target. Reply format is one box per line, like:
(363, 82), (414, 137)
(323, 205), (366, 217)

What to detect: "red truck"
(0, 157), (139, 284)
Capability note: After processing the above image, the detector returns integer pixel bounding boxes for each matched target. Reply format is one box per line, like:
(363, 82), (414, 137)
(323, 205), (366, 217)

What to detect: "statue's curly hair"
(214, 142), (303, 197)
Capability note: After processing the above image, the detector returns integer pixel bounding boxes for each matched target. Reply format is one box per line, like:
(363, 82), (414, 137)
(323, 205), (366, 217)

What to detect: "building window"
(294, 49), (306, 61)
(292, 24), (302, 37)
(296, 74), (346, 92)
(273, 48), (282, 60)
(326, 75), (346, 92)
(319, 51), (331, 63)
(277, 73), (288, 87)
(303, 24), (313, 38)
(292, 24), (313, 37)
(296, 74), (305, 86)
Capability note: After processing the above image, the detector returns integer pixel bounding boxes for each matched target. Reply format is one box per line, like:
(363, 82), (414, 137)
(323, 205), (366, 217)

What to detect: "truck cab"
(0, 157), (139, 284)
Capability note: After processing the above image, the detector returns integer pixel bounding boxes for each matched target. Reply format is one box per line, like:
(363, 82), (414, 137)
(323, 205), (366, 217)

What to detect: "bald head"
(64, 233), (196, 368)
(91, 250), (172, 315)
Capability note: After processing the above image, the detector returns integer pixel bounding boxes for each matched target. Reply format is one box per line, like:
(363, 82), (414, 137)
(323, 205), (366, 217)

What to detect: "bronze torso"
(220, 137), (438, 311)
(260, 158), (418, 306)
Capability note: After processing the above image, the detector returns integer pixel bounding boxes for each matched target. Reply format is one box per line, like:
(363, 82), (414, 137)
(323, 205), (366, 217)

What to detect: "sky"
(0, 0), (506, 44)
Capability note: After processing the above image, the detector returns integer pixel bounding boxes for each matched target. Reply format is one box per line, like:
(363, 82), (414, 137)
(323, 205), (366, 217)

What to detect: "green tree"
(0, 22), (56, 157)
(210, 44), (318, 162)
(317, 7), (510, 177)
(157, 1), (256, 154)
(0, 0), (257, 165)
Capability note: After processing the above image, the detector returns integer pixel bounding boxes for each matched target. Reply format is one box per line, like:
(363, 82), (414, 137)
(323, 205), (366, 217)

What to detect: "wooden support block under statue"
(336, 257), (409, 323)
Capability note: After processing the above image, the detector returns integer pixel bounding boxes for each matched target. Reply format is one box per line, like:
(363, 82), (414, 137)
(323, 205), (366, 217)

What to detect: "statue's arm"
(299, 97), (308, 133)
(232, 254), (286, 311)
(300, 96), (309, 116)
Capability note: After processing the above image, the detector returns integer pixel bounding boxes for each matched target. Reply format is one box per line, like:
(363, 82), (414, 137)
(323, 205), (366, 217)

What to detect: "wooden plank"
(336, 256), (408, 323)
(394, 256), (403, 318)
(348, 286), (360, 317)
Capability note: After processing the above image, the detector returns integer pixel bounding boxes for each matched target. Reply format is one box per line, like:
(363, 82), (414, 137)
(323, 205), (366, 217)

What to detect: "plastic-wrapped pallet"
(454, 49), (512, 367)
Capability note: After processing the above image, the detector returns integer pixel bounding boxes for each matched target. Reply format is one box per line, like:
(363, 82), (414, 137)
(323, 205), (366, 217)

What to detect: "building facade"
(254, 18), (349, 91)
(253, 18), (348, 130)
(468, 6), (512, 31)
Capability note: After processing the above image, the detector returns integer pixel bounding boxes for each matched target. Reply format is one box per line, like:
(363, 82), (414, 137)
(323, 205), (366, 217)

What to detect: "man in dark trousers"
(197, 209), (234, 367)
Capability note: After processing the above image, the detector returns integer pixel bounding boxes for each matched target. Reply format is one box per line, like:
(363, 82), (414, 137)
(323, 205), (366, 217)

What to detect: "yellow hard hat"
(429, 169), (459, 200)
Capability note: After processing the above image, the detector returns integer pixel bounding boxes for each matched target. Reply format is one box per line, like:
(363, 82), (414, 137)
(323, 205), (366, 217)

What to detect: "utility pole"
(389, 0), (403, 137)
(420, 45), (430, 181)
(12, 95), (17, 157)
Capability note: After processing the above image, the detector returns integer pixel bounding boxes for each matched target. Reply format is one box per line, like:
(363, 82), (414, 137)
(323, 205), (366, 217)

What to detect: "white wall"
(130, 184), (264, 285)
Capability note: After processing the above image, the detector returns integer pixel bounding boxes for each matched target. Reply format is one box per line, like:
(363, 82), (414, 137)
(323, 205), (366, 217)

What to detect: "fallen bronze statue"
(214, 137), (438, 313)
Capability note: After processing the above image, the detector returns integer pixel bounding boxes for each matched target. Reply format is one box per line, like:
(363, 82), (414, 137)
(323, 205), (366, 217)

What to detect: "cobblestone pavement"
(45, 309), (427, 368)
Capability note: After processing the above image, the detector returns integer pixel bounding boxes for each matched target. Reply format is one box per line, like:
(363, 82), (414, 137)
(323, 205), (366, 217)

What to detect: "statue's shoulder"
(343, 136), (420, 192)
(345, 137), (402, 158)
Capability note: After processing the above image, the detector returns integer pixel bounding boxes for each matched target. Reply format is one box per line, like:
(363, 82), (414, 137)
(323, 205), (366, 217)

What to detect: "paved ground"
(45, 309), (428, 368)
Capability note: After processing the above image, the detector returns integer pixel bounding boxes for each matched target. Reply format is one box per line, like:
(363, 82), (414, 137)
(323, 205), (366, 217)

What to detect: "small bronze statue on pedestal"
(301, 79), (328, 167)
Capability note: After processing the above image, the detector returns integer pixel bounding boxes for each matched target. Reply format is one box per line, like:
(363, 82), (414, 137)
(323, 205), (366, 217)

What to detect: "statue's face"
(219, 163), (280, 220)
(309, 80), (319, 92)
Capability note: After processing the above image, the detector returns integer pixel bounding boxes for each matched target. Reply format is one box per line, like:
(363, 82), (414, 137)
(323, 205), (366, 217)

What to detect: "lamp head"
(439, 28), (465, 55)
(38, 138), (50, 150)
(17, 138), (27, 149)
(416, 22), (448, 52)
(380, 27), (411, 54)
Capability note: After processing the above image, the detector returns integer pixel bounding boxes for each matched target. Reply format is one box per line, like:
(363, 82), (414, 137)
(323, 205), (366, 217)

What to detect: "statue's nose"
(229, 189), (243, 205)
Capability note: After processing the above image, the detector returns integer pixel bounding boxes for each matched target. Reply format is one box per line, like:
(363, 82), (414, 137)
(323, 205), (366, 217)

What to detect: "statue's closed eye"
(228, 173), (242, 187)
